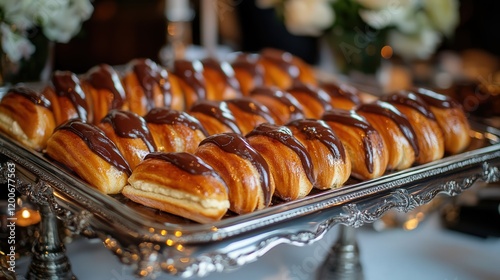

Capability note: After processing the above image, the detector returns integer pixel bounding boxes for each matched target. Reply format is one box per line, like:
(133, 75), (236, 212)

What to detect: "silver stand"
(317, 225), (363, 280)
(26, 184), (75, 280)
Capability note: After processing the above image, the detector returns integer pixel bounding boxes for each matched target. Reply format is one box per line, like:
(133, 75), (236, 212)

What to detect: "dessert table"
(16, 207), (500, 280)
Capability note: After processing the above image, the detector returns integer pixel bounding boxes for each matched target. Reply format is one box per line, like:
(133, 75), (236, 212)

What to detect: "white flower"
(423, 0), (459, 36)
(0, 23), (35, 62)
(388, 27), (442, 59)
(35, 0), (94, 43)
(0, 0), (37, 31)
(355, 0), (397, 10)
(358, 0), (418, 30)
(284, 0), (335, 36)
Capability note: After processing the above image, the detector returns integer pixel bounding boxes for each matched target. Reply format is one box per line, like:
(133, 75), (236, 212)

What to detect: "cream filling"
(129, 181), (229, 210)
(0, 113), (29, 143)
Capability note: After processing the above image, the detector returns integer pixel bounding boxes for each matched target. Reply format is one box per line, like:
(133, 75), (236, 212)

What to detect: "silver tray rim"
(1, 119), (499, 244)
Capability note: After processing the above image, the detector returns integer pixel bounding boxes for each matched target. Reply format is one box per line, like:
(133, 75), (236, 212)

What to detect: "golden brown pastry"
(246, 123), (314, 201)
(188, 100), (242, 135)
(286, 81), (333, 119)
(321, 82), (362, 110)
(356, 101), (418, 170)
(224, 97), (275, 135)
(45, 119), (131, 194)
(231, 53), (265, 96)
(413, 88), (471, 154)
(249, 86), (305, 125)
(144, 107), (208, 153)
(258, 48), (301, 89)
(201, 57), (242, 100)
(123, 152), (230, 223)
(122, 58), (184, 116)
(172, 59), (207, 109)
(322, 109), (388, 180)
(81, 64), (128, 124)
(42, 70), (93, 125)
(195, 133), (273, 214)
(0, 86), (56, 151)
(258, 48), (317, 88)
(381, 90), (445, 164)
(98, 110), (157, 170)
(286, 119), (351, 190)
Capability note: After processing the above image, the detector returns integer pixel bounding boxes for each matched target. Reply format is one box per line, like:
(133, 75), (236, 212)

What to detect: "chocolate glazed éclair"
(189, 100), (243, 134)
(199, 133), (272, 206)
(130, 58), (173, 110)
(144, 107), (209, 136)
(322, 110), (377, 174)
(381, 90), (436, 120)
(356, 101), (420, 158)
(86, 64), (127, 109)
(5, 86), (52, 109)
(144, 152), (218, 176)
(246, 123), (315, 184)
(285, 119), (347, 162)
(56, 120), (132, 176)
(52, 71), (89, 121)
(101, 110), (157, 152)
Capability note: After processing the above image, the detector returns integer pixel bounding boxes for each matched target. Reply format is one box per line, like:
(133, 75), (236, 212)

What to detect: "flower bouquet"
(258, 0), (460, 75)
(0, 0), (94, 85)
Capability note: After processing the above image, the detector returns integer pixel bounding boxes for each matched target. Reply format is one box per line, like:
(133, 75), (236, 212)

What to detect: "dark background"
(53, 0), (500, 73)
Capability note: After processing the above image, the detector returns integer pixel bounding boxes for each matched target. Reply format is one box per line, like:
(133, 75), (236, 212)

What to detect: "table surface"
(15, 209), (500, 280)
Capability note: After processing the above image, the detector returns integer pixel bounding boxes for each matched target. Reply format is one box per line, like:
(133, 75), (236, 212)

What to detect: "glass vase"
(0, 31), (54, 87)
(326, 26), (387, 76)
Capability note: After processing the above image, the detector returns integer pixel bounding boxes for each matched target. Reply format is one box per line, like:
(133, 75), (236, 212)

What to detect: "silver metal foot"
(317, 225), (363, 280)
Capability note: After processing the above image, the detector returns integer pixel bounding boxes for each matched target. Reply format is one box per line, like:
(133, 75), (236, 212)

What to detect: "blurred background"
(50, 0), (500, 71)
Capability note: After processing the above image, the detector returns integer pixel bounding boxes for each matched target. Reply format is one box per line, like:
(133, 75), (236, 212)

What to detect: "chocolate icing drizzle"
(173, 59), (206, 100)
(260, 48), (300, 79)
(356, 101), (419, 157)
(202, 58), (241, 92)
(249, 86), (305, 121)
(56, 120), (131, 176)
(129, 58), (173, 110)
(200, 133), (272, 206)
(246, 123), (315, 184)
(145, 152), (218, 176)
(413, 87), (461, 109)
(101, 110), (157, 152)
(6, 86), (52, 109)
(321, 83), (361, 105)
(231, 53), (265, 86)
(287, 81), (333, 112)
(86, 64), (126, 109)
(224, 97), (275, 124)
(189, 100), (242, 134)
(381, 90), (436, 120)
(52, 71), (89, 121)
(322, 109), (377, 174)
(286, 119), (347, 162)
(144, 107), (209, 136)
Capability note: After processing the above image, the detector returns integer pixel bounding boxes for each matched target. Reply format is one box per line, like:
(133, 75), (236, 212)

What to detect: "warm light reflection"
(381, 45), (393, 59)
(403, 217), (419, 231)
(166, 239), (174, 246)
(16, 208), (41, 227)
(175, 231), (183, 237)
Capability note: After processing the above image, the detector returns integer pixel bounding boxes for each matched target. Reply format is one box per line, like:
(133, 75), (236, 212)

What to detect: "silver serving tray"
(2, 125), (500, 277)
(1, 84), (500, 277)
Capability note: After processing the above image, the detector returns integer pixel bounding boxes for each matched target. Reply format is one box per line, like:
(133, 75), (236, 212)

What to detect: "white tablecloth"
(16, 212), (500, 280)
